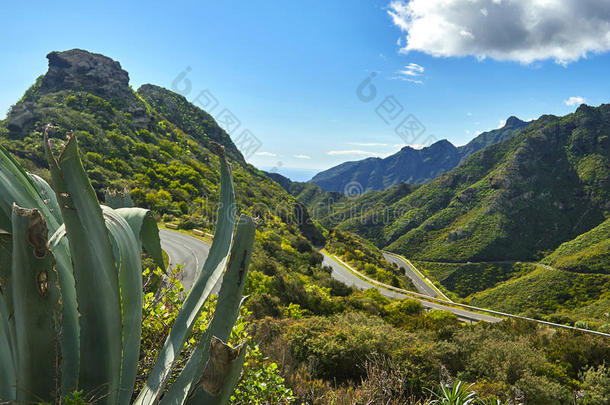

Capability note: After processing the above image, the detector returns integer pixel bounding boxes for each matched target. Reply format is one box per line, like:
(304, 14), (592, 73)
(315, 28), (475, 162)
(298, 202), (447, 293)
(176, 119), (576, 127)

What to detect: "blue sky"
(2, 0), (610, 180)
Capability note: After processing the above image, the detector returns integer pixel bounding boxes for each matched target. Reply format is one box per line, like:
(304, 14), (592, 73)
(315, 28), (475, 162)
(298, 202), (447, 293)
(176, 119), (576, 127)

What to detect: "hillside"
(0, 49), (363, 320)
(542, 217), (610, 274)
(2, 49), (610, 403)
(467, 264), (610, 324)
(319, 106), (609, 264)
(310, 116), (529, 192)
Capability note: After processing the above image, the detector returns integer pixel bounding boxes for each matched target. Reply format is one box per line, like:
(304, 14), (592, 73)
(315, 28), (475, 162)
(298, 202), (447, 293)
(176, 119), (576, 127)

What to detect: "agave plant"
(0, 127), (254, 404)
(429, 381), (479, 405)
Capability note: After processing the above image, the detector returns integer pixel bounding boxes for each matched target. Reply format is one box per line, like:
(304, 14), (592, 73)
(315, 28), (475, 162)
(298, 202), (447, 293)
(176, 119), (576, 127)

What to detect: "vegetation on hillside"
(253, 311), (610, 404)
(542, 218), (610, 274)
(467, 265), (610, 328)
(412, 260), (532, 298)
(325, 229), (417, 290)
(306, 106), (609, 265)
(2, 49), (609, 403)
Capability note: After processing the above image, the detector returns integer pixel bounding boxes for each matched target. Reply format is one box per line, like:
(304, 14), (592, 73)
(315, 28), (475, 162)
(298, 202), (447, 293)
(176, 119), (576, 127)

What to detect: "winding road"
(382, 252), (444, 299)
(159, 228), (219, 292)
(158, 228), (610, 336)
(160, 228), (499, 323)
(322, 252), (500, 323)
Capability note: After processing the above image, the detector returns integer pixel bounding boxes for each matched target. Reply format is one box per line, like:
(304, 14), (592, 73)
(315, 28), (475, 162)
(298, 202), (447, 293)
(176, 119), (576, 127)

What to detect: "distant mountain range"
(307, 105), (609, 264)
(310, 116), (530, 192)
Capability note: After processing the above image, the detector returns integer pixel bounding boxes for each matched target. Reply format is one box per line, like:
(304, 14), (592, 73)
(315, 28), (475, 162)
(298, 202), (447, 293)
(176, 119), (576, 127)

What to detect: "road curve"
(159, 228), (213, 291)
(322, 253), (500, 323)
(159, 229), (610, 336)
(382, 252), (441, 299)
(160, 228), (499, 323)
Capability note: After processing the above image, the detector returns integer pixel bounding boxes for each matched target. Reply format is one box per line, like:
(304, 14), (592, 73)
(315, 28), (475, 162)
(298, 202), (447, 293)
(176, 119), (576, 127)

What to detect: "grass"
(412, 260), (531, 298)
(467, 265), (610, 324)
(542, 218), (610, 274)
(158, 223), (213, 244)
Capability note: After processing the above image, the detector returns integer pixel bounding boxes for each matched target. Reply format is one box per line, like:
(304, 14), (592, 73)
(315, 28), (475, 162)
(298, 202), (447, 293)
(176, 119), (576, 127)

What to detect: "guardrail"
(383, 251), (452, 302)
(328, 252), (610, 338)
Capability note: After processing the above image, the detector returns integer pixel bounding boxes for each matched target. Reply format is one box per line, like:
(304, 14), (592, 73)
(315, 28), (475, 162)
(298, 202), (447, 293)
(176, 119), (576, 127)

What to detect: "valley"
(1, 48), (608, 404)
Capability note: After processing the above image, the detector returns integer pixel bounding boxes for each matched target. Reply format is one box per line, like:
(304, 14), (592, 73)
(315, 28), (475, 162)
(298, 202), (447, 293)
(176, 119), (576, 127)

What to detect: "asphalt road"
(160, 228), (500, 323)
(158, 229), (610, 336)
(322, 253), (500, 323)
(159, 228), (218, 292)
(382, 252), (441, 298)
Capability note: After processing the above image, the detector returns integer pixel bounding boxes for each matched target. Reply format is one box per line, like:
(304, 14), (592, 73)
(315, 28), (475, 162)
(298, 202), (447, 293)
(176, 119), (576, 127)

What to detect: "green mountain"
(319, 106), (608, 264)
(2, 49), (277, 219)
(3, 49), (610, 402)
(542, 218), (610, 274)
(310, 116), (530, 192)
(0, 49), (352, 318)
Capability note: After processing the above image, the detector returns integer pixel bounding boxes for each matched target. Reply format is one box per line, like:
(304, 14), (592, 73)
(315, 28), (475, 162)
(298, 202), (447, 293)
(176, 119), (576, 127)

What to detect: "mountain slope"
(542, 218), (610, 274)
(322, 106), (609, 263)
(137, 84), (245, 163)
(310, 117), (530, 192)
(0, 49), (361, 320)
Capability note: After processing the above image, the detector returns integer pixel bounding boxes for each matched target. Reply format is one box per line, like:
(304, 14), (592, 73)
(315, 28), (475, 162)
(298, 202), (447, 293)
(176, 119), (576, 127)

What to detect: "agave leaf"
(10, 205), (60, 403)
(186, 340), (247, 405)
(115, 207), (164, 270)
(0, 142), (79, 394)
(0, 231), (16, 400)
(46, 133), (122, 403)
(104, 187), (134, 209)
(161, 215), (255, 404)
(101, 206), (144, 405)
(0, 300), (16, 401)
(28, 173), (62, 224)
(135, 144), (236, 405)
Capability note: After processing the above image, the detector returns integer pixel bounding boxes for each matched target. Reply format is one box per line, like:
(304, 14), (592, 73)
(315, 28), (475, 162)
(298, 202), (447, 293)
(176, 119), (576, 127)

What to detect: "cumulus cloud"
(255, 151), (277, 157)
(388, 0), (610, 65)
(564, 96), (587, 106)
(294, 154), (311, 159)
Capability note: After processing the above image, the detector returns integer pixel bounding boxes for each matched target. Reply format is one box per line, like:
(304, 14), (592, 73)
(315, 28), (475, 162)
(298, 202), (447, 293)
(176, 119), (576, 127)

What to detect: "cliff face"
(41, 50), (132, 101)
(7, 49), (150, 134)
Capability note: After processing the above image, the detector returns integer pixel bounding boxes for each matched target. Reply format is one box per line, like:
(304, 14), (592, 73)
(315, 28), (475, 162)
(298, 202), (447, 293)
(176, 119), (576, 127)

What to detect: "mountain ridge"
(310, 116), (530, 192)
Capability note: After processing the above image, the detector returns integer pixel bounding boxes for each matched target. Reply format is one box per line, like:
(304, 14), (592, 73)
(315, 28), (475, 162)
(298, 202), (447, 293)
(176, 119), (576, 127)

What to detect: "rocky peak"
(41, 49), (132, 102)
(505, 116), (525, 127)
(34, 49), (150, 128)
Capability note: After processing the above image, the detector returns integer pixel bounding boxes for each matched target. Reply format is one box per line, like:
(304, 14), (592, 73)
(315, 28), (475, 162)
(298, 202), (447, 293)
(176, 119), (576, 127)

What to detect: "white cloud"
(497, 119), (506, 129)
(255, 151), (277, 157)
(392, 62), (425, 84)
(348, 142), (389, 147)
(388, 0), (610, 65)
(564, 96), (587, 106)
(327, 150), (388, 157)
(294, 154), (311, 159)
(397, 62), (424, 76)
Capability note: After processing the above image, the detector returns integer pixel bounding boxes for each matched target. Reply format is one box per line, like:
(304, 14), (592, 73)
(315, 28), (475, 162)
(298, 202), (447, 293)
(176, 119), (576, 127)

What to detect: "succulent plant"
(0, 127), (254, 404)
